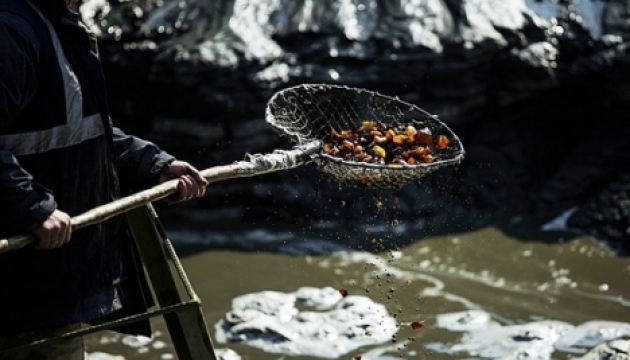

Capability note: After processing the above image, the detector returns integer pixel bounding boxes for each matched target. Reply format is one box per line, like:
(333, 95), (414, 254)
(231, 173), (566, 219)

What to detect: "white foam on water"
(214, 287), (398, 358)
(86, 352), (125, 360)
(120, 335), (152, 349)
(428, 314), (573, 358)
(355, 340), (411, 360)
(436, 310), (495, 332)
(576, 340), (630, 360)
(214, 348), (243, 360)
(425, 310), (630, 359)
(555, 321), (630, 353)
(295, 286), (343, 308)
(152, 340), (167, 349)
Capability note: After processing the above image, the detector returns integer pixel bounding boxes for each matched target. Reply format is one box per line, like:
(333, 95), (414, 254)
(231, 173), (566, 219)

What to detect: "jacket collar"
(28, 0), (67, 25)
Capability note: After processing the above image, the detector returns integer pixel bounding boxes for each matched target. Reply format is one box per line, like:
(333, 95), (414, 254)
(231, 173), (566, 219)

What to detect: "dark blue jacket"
(0, 0), (173, 334)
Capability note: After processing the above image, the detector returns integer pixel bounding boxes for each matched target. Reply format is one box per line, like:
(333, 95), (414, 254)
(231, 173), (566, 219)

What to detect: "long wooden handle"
(0, 141), (320, 254)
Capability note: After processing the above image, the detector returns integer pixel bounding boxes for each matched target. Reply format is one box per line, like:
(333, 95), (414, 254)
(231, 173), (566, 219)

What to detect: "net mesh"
(265, 84), (465, 189)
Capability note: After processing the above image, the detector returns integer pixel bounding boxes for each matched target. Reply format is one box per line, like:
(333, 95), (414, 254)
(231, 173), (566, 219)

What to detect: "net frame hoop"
(265, 83), (465, 172)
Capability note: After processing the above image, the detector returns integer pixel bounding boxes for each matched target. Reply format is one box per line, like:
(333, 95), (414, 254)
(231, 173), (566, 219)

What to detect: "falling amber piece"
(339, 288), (348, 297)
(365, 331), (372, 337)
(437, 134), (450, 149)
(365, 228), (371, 235)
(405, 280), (412, 286)
(411, 322), (424, 330)
(371, 238), (377, 244)
(391, 219), (399, 227)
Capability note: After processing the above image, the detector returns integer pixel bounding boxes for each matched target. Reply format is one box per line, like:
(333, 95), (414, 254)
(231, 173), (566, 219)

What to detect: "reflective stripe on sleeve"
(0, 113), (105, 156)
(0, 1), (105, 156)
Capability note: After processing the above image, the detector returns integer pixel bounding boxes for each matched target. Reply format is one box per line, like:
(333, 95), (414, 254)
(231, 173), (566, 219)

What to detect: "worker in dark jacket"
(0, 0), (208, 357)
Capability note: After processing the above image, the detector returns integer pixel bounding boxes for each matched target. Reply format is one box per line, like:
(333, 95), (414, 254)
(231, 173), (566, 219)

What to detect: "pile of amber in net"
(323, 120), (450, 166)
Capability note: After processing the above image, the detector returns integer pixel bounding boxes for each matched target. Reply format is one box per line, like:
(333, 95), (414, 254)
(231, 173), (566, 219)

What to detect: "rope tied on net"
(239, 150), (301, 174)
(233, 140), (321, 176)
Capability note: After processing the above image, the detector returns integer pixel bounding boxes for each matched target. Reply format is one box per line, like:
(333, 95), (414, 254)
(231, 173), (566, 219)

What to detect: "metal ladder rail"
(0, 203), (218, 360)
(128, 203), (218, 360)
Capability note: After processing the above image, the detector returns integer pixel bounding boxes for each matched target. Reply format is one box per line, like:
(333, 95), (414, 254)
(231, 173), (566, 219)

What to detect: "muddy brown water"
(84, 219), (630, 359)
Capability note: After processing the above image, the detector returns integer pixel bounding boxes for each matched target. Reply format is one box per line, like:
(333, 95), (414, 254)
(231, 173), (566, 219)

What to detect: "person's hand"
(159, 160), (208, 203)
(33, 210), (72, 249)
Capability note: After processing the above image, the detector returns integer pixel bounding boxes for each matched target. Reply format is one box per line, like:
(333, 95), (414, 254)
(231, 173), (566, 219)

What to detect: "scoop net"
(265, 84), (465, 189)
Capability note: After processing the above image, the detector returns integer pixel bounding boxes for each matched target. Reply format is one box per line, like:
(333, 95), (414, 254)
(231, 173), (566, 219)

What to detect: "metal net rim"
(316, 152), (464, 169)
(265, 83), (466, 188)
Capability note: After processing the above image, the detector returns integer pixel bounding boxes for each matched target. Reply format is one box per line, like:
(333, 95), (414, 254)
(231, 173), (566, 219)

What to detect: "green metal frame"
(0, 204), (218, 359)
